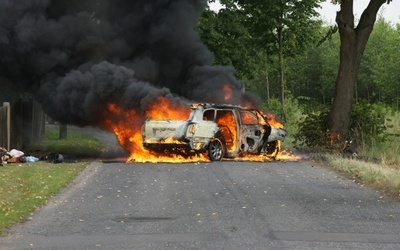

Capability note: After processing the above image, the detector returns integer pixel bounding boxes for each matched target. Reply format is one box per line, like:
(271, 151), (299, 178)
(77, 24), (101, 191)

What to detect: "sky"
(318, 0), (400, 25)
(209, 0), (400, 25)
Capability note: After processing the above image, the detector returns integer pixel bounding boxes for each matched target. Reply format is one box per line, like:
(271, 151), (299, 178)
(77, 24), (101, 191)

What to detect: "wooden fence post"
(3, 102), (10, 150)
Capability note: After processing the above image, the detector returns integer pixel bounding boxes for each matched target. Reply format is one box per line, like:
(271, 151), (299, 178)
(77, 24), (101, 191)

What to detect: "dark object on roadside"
(18, 156), (27, 163)
(53, 154), (64, 163)
(0, 147), (27, 165)
(342, 140), (358, 157)
(39, 154), (49, 161)
(0, 147), (10, 166)
(39, 153), (64, 163)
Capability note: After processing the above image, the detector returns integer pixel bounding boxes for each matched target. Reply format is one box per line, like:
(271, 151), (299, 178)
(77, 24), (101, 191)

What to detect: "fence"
(0, 102), (11, 150)
(0, 99), (45, 150)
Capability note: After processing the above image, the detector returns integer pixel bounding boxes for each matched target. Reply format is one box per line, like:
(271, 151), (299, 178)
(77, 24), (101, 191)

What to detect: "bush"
(293, 101), (389, 149)
(262, 93), (302, 126)
(350, 101), (389, 145)
(293, 106), (330, 148)
(262, 94), (304, 148)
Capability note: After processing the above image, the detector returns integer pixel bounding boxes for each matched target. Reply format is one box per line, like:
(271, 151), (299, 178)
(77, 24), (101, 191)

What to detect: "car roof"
(190, 103), (255, 112)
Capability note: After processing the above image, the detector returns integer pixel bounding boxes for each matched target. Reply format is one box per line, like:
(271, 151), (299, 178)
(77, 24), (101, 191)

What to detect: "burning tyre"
(208, 138), (225, 161)
(141, 103), (287, 161)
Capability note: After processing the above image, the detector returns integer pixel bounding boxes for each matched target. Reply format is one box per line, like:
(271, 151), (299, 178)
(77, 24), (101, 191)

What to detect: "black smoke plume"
(0, 0), (260, 127)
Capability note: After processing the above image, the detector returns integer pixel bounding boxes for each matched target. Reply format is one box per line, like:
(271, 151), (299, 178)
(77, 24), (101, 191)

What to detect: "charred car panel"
(141, 103), (287, 161)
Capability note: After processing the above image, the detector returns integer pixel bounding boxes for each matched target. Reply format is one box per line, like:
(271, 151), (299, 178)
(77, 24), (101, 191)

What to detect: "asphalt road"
(1, 126), (400, 249)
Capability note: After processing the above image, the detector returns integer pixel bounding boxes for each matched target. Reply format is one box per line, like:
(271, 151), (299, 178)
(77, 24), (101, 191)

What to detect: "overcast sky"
(209, 0), (400, 25)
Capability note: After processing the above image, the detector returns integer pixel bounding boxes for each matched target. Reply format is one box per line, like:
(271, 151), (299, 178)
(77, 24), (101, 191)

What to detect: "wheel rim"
(263, 140), (280, 159)
(209, 140), (223, 161)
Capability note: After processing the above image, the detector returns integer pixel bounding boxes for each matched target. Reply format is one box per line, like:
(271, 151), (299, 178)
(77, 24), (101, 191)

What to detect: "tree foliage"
(285, 17), (400, 109)
(218, 0), (323, 54)
(200, 1), (399, 149)
(286, 32), (339, 105)
(359, 19), (400, 108)
(201, 1), (399, 109)
(198, 8), (268, 82)
(200, 0), (323, 103)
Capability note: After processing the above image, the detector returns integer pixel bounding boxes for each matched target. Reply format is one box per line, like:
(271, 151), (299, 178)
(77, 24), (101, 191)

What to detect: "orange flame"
(276, 149), (303, 161)
(102, 97), (209, 163)
(216, 111), (237, 151)
(263, 112), (284, 129)
(223, 84), (233, 101)
(146, 96), (190, 120)
(102, 97), (301, 163)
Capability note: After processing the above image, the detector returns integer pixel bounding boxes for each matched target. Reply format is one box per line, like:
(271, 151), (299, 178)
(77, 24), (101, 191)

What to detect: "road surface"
(1, 126), (399, 249)
(1, 160), (400, 249)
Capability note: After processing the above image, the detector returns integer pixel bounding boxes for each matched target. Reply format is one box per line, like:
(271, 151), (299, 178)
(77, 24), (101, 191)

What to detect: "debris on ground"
(0, 147), (63, 165)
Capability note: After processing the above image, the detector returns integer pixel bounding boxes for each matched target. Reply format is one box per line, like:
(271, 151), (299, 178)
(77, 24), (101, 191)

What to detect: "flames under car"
(141, 103), (287, 161)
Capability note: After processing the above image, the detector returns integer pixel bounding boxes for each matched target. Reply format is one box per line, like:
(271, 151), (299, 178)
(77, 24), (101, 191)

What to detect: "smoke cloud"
(0, 0), (260, 127)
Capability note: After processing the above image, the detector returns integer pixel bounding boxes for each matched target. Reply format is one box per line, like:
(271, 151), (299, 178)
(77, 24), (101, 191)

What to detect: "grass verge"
(0, 162), (87, 233)
(314, 153), (400, 200)
(0, 128), (105, 234)
(292, 109), (400, 201)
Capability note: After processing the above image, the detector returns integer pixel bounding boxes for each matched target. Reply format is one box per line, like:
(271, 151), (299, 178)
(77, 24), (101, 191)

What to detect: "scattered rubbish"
(342, 140), (358, 157)
(5, 149), (25, 163)
(8, 149), (24, 158)
(53, 154), (64, 164)
(40, 153), (64, 163)
(0, 147), (10, 166)
(0, 147), (63, 165)
(26, 156), (39, 162)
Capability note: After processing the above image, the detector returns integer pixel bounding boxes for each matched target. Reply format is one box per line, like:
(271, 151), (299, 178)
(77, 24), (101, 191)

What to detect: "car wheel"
(208, 139), (224, 161)
(263, 140), (280, 159)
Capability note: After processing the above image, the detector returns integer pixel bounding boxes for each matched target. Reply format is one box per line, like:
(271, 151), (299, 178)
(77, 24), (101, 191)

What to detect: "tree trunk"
(329, 0), (385, 144)
(59, 123), (67, 139)
(266, 69), (270, 106)
(278, 24), (286, 121)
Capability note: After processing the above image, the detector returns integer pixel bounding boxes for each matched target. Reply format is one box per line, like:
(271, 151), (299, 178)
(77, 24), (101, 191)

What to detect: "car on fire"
(141, 103), (287, 161)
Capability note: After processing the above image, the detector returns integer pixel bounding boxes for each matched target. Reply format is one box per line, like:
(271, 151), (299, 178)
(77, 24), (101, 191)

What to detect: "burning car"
(141, 103), (287, 161)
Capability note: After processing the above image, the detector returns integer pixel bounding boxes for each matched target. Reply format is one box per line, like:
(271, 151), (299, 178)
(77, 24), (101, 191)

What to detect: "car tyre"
(263, 140), (280, 159)
(208, 138), (224, 161)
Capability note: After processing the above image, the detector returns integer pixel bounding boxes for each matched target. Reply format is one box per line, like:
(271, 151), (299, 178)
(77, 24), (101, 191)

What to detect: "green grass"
(0, 162), (87, 233)
(28, 128), (106, 158)
(359, 111), (400, 166)
(360, 139), (400, 166)
(0, 128), (105, 234)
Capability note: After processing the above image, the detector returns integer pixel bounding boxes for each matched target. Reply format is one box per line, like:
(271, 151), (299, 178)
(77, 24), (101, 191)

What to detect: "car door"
(239, 110), (265, 154)
(213, 109), (238, 154)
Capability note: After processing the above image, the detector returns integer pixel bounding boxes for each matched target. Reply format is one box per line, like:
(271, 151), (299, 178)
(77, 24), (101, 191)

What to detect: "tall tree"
(358, 18), (400, 106)
(198, 7), (266, 82)
(209, 0), (322, 118)
(329, 0), (392, 141)
(286, 31), (339, 105)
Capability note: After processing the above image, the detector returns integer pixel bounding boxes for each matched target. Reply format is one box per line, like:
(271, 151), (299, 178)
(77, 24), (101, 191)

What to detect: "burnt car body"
(141, 103), (287, 161)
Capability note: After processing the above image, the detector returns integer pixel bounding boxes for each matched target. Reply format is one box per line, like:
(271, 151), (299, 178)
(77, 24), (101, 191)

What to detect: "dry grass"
(310, 110), (400, 200)
(317, 153), (400, 200)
